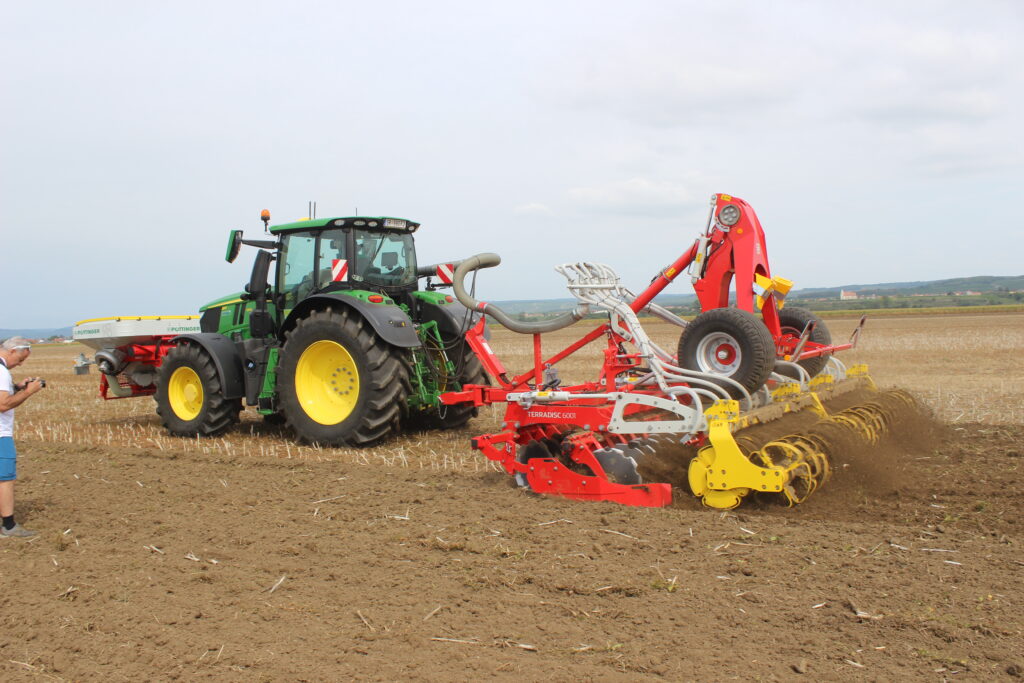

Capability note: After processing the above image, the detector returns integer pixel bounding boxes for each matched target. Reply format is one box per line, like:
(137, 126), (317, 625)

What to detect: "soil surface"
(1, 325), (1022, 681)
(2, 421), (1021, 680)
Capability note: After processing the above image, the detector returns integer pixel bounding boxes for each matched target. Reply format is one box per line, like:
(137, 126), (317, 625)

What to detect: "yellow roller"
(687, 372), (916, 509)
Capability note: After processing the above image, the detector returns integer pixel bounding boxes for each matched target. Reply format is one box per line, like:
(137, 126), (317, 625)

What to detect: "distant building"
(839, 290), (858, 301)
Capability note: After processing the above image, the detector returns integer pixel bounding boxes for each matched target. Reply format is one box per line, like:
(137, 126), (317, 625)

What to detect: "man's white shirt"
(0, 362), (15, 437)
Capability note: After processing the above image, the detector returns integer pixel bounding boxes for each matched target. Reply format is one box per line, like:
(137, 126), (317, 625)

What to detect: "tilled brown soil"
(1, 417), (1021, 681)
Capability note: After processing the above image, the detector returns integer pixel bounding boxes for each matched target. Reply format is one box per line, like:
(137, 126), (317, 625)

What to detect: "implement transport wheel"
(155, 343), (241, 437)
(420, 336), (488, 430)
(278, 308), (410, 447)
(678, 307), (775, 395)
(777, 306), (832, 378)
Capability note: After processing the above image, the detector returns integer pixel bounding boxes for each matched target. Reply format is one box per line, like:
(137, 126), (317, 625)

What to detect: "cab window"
(352, 231), (416, 287)
(317, 229), (349, 289)
(278, 232), (317, 309)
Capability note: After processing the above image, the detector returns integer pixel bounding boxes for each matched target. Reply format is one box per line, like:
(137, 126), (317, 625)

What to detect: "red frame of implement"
(97, 338), (176, 399)
(442, 193), (853, 507)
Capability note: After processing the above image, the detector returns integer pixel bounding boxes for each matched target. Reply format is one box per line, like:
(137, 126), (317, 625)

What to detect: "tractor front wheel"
(278, 308), (410, 446)
(155, 343), (241, 436)
(677, 307), (775, 396)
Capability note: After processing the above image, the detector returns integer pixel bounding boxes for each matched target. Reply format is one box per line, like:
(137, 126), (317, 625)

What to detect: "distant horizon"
(3, 272), (1021, 335)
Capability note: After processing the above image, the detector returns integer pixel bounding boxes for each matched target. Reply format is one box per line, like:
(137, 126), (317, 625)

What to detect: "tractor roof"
(269, 216), (420, 234)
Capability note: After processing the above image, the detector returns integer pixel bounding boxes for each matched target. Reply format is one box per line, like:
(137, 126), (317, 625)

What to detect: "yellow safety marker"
(74, 314), (200, 325)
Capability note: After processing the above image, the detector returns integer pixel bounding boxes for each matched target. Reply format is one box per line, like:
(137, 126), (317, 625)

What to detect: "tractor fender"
(414, 296), (489, 340)
(281, 293), (421, 348)
(169, 333), (246, 399)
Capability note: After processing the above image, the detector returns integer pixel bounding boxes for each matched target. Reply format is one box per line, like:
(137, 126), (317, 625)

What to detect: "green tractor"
(154, 210), (487, 446)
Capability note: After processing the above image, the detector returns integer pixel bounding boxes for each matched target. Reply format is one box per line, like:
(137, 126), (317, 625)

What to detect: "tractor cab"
(270, 216), (420, 311)
(218, 215), (421, 316)
(211, 214), (423, 340)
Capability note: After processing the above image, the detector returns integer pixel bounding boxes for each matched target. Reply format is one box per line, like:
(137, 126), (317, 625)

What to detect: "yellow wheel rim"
(168, 366), (204, 421)
(295, 340), (360, 425)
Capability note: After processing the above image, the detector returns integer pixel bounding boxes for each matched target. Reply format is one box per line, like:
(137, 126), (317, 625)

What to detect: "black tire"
(278, 308), (410, 447)
(777, 306), (832, 378)
(155, 343), (241, 437)
(677, 307), (775, 395)
(418, 336), (488, 430)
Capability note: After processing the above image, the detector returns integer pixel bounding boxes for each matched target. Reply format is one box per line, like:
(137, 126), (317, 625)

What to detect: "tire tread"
(279, 308), (410, 447)
(155, 343), (241, 437)
(677, 307), (776, 394)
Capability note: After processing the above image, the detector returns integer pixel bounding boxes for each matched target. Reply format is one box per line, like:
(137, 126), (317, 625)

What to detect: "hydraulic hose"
(451, 253), (585, 334)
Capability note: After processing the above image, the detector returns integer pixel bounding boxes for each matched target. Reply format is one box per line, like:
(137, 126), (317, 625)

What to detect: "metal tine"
(555, 260), (751, 408)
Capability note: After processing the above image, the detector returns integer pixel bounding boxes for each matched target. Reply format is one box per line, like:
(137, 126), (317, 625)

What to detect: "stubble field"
(0, 312), (1022, 681)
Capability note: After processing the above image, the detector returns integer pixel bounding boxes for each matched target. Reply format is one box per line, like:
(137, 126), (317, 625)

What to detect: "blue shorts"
(0, 437), (16, 481)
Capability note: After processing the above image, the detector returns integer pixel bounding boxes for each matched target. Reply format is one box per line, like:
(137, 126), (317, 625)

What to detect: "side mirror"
(245, 249), (273, 300)
(226, 230), (243, 263)
(246, 250), (275, 337)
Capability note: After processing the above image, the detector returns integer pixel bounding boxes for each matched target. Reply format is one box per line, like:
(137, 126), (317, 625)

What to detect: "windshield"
(351, 230), (417, 288)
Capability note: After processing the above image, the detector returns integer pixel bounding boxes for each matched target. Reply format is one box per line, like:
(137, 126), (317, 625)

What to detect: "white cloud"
(513, 202), (554, 215)
(560, 62), (798, 128)
(849, 25), (1012, 127)
(566, 177), (705, 215)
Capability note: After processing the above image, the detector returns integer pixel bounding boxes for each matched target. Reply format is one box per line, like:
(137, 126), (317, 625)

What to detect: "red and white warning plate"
(436, 263), (454, 284)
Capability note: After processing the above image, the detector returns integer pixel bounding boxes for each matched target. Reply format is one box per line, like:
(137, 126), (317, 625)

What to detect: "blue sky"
(2, 1), (1021, 327)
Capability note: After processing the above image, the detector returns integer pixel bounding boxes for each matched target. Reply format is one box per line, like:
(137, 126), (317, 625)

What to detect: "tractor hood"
(199, 292), (245, 312)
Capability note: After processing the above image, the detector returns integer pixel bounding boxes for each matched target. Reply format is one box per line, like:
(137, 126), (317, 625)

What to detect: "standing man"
(0, 337), (44, 538)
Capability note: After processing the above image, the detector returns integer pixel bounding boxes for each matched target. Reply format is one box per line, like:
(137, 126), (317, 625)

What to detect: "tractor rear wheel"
(419, 336), (487, 430)
(155, 343), (241, 436)
(278, 308), (410, 447)
(777, 307), (832, 378)
(677, 307), (775, 396)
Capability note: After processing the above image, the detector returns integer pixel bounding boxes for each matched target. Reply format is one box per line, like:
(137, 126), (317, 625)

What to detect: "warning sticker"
(436, 263), (455, 284)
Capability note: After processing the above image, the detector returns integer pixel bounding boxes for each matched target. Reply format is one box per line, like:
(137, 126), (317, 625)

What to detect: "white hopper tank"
(72, 316), (201, 350)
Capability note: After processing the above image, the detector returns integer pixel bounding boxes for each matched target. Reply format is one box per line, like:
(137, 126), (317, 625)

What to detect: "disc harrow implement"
(440, 193), (898, 510)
